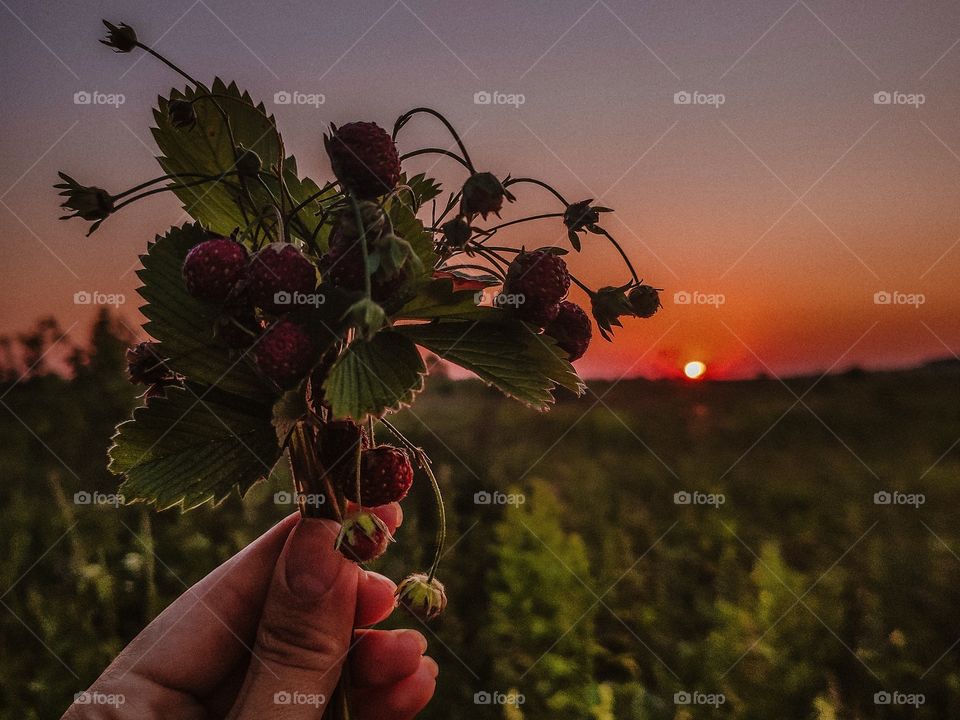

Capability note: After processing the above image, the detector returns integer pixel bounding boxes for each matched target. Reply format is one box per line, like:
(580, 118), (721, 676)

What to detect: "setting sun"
(684, 361), (707, 380)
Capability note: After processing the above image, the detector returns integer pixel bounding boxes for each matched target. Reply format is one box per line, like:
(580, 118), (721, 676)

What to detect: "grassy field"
(2, 317), (959, 719)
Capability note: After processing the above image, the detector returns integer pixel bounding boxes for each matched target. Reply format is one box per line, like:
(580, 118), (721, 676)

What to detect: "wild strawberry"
(503, 249), (571, 327)
(181, 237), (248, 303)
(253, 319), (316, 389)
(459, 172), (514, 219)
(546, 301), (592, 361)
(343, 445), (414, 507)
(628, 284), (661, 318)
(324, 122), (401, 200)
(336, 510), (392, 563)
(395, 573), (447, 621)
(318, 419), (370, 487)
(319, 241), (409, 303)
(247, 243), (317, 314)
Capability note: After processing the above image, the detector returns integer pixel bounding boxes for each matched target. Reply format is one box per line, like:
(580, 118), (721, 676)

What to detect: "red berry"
(247, 243), (317, 314)
(546, 301), (592, 361)
(336, 510), (392, 563)
(253, 319), (316, 389)
(343, 445), (414, 507)
(503, 249), (571, 328)
(319, 241), (408, 302)
(318, 419), (370, 487)
(324, 122), (401, 200)
(182, 237), (248, 303)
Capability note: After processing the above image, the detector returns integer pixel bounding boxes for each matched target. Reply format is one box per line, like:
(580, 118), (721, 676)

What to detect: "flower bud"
(168, 99), (197, 129)
(441, 217), (471, 250)
(628, 284), (662, 319)
(459, 172), (514, 220)
(100, 20), (138, 53)
(395, 572), (447, 621)
(335, 510), (392, 563)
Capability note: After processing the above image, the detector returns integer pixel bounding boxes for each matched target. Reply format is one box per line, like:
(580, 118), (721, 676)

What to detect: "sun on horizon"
(684, 361), (707, 380)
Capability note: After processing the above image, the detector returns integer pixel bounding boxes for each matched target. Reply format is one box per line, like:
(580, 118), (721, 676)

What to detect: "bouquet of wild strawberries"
(56, 16), (661, 697)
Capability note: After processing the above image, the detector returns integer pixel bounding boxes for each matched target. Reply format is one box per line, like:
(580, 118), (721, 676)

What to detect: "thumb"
(227, 517), (358, 719)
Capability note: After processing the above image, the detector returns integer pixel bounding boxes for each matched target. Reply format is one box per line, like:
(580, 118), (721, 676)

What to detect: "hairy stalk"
(351, 197), (373, 299)
(394, 108), (476, 173)
(503, 177), (569, 205)
(400, 147), (472, 171)
(112, 176), (242, 210)
(595, 227), (640, 282)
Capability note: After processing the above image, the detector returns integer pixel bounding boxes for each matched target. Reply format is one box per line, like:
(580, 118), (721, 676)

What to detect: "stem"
(503, 177), (569, 205)
(112, 176), (242, 210)
(135, 43), (200, 85)
(474, 212), (564, 237)
(112, 172), (217, 200)
(351, 197), (373, 299)
(379, 419), (446, 580)
(394, 108), (476, 173)
(289, 423), (338, 521)
(570, 274), (592, 293)
(595, 227), (640, 283)
(400, 148), (472, 171)
(284, 182), (337, 225)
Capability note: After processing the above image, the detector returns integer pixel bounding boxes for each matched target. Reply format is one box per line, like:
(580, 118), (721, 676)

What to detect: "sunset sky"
(1, 0), (959, 379)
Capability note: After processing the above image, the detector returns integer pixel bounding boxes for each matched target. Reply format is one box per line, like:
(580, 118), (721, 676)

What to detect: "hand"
(63, 506), (437, 719)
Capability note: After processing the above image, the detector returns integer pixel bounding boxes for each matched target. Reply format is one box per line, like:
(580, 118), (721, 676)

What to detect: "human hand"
(63, 506), (437, 719)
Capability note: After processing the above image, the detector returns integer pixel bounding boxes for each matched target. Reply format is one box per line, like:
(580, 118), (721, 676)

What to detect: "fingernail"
(361, 570), (397, 596)
(285, 519), (343, 600)
(401, 629), (428, 654)
(423, 656), (439, 678)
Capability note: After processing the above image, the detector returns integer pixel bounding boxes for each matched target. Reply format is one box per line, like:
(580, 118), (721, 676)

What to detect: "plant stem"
(394, 108), (476, 173)
(503, 177), (569, 205)
(379, 419), (446, 581)
(474, 212), (564, 237)
(135, 43), (200, 85)
(400, 148), (472, 171)
(112, 176), (242, 210)
(351, 197), (373, 299)
(595, 227), (640, 282)
(111, 172), (218, 200)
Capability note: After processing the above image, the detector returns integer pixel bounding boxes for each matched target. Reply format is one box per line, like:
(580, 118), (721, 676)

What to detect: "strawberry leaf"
(397, 321), (585, 410)
(109, 385), (281, 510)
(323, 331), (426, 420)
(398, 277), (503, 321)
(137, 223), (274, 400)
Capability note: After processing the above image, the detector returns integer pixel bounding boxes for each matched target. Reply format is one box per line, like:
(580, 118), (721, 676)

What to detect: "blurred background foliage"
(2, 311), (959, 719)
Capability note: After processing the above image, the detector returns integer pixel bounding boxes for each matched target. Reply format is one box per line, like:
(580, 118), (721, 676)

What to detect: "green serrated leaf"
(110, 385), (281, 510)
(153, 79), (335, 243)
(323, 331), (426, 420)
(397, 320), (585, 409)
(398, 278), (503, 321)
(399, 172), (443, 210)
(136, 223), (274, 400)
(385, 194), (436, 285)
(272, 386), (308, 445)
